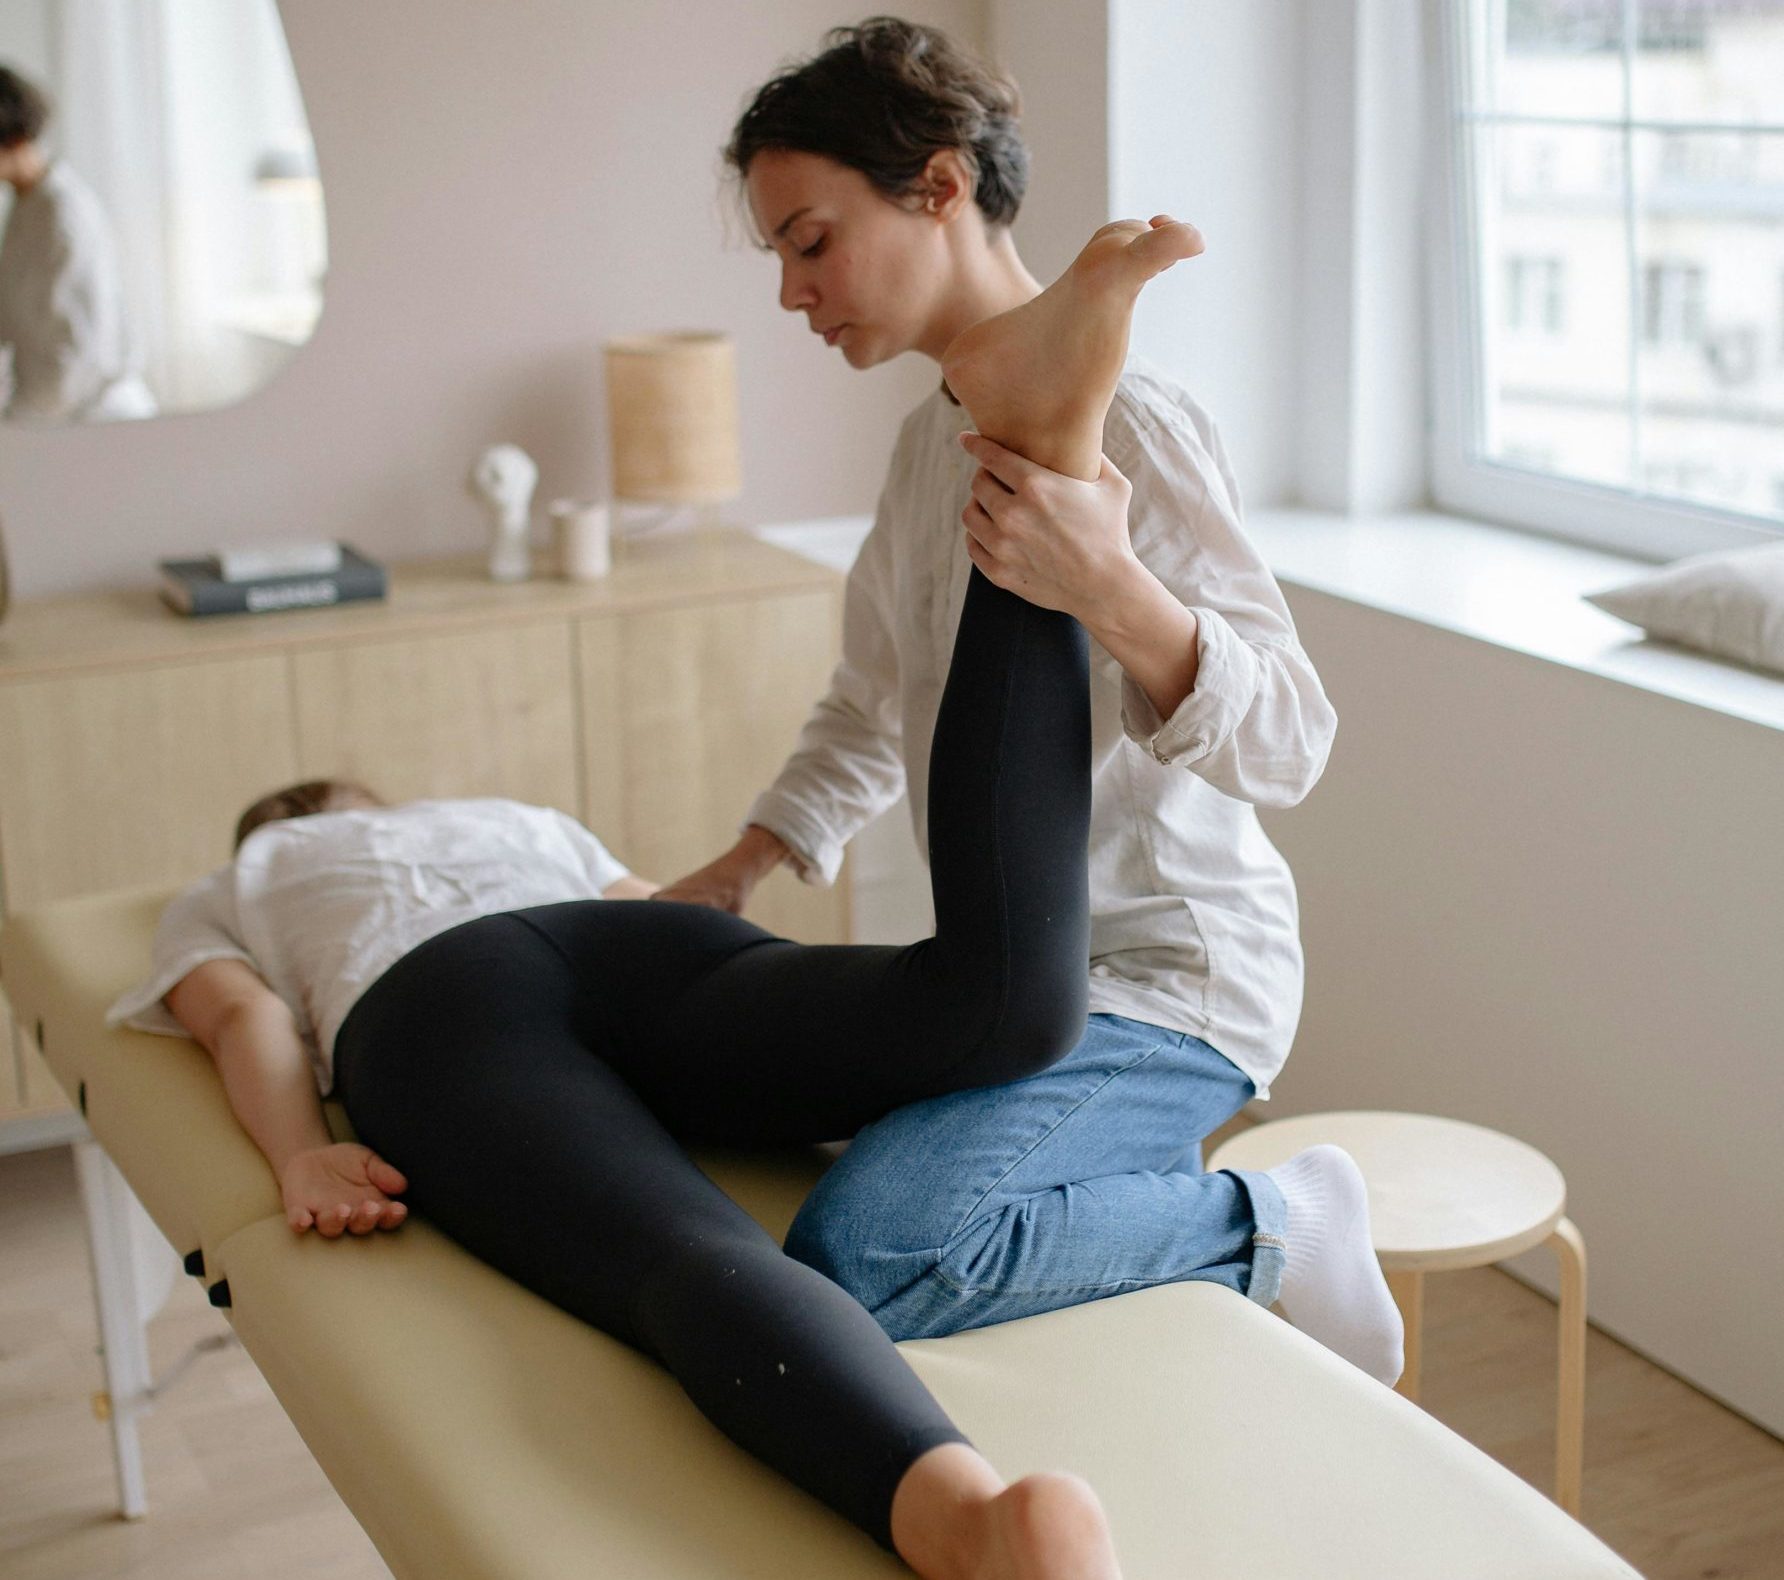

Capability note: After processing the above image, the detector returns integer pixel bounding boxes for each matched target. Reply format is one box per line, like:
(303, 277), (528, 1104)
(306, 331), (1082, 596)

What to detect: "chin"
(844, 331), (902, 370)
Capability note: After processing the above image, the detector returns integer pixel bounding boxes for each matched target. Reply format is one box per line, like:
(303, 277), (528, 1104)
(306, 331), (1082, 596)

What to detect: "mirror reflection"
(0, 0), (325, 425)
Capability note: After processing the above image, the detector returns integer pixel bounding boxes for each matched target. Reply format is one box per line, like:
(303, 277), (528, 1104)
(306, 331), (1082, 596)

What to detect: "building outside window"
(1641, 260), (1706, 345)
(1506, 255), (1568, 333)
(1431, 0), (1784, 556)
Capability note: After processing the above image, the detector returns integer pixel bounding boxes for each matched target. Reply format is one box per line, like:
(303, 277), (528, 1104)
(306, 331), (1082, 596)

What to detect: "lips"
(820, 325), (848, 346)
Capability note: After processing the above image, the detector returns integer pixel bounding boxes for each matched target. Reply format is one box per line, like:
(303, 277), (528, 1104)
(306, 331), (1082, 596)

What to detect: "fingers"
(968, 466), (1011, 515)
(962, 495), (997, 547)
(367, 1155), (408, 1193)
(306, 1197), (408, 1238)
(959, 430), (1039, 490)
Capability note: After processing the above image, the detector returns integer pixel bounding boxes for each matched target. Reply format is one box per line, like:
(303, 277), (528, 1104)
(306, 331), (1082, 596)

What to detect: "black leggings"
(334, 568), (1091, 1548)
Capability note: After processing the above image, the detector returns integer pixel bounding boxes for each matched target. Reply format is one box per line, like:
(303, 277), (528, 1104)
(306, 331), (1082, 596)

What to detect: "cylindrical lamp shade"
(605, 332), (742, 505)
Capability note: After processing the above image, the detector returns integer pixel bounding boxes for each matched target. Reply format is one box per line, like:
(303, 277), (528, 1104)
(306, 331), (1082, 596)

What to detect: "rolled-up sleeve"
(743, 499), (908, 886)
(1109, 393), (1337, 808)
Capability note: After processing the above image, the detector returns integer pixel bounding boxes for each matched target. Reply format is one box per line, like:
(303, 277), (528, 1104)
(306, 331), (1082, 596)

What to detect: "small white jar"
(549, 499), (612, 581)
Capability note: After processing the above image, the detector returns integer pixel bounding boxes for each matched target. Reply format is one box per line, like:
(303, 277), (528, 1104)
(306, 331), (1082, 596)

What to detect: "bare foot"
(890, 1445), (1124, 1580)
(940, 215), (1204, 482)
(973, 1473), (1124, 1580)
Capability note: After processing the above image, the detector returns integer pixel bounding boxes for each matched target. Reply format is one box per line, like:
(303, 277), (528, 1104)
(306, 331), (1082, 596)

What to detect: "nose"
(779, 257), (817, 315)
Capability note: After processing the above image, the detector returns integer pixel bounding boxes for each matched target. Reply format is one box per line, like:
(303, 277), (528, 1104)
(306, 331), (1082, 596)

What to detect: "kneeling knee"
(784, 1206), (870, 1300)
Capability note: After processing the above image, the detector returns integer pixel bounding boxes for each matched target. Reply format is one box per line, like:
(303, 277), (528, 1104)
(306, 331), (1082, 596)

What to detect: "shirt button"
(1153, 746), (1170, 764)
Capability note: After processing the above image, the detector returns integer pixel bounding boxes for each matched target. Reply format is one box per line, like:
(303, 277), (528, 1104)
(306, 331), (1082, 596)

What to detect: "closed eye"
(800, 237), (827, 259)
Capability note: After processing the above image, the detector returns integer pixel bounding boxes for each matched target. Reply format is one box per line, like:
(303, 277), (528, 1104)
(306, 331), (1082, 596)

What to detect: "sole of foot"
(940, 215), (1205, 481)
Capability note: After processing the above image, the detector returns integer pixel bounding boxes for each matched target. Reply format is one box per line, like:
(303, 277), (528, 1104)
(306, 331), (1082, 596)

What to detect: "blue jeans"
(785, 1014), (1290, 1341)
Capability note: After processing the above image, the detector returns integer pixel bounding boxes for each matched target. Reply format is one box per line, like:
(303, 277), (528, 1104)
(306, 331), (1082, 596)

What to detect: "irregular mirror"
(0, 0), (325, 424)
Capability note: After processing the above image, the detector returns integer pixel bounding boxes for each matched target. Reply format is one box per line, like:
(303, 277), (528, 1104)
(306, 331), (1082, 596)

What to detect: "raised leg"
(1385, 1269), (1424, 1403)
(1550, 1217), (1587, 1516)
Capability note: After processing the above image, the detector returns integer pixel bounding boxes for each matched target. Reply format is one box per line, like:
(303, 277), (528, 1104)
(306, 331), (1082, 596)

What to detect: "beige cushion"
(1585, 540), (1784, 676)
(1, 891), (1641, 1578)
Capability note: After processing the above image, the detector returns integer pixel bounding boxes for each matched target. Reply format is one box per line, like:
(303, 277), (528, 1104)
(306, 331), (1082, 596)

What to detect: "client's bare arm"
(164, 959), (408, 1237)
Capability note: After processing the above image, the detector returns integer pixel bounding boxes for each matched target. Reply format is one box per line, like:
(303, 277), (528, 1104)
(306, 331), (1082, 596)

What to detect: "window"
(1506, 255), (1567, 334)
(1641, 260), (1705, 345)
(1429, 0), (1784, 558)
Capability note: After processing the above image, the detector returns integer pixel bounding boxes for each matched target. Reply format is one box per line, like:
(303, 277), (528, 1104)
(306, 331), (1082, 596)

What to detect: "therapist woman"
(660, 16), (1402, 1387)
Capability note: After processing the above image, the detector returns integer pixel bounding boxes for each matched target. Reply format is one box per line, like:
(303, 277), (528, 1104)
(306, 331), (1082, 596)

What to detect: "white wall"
(1259, 582), (1784, 1438)
(1110, 0), (1308, 508)
(987, 0), (1111, 286)
(0, 0), (984, 598)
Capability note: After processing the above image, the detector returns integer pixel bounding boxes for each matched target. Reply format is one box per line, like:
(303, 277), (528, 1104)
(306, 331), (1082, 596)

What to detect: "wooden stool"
(1207, 1110), (1587, 1515)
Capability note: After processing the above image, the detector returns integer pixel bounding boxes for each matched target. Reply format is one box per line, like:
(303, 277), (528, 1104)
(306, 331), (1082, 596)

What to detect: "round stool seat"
(1207, 1111), (1567, 1274)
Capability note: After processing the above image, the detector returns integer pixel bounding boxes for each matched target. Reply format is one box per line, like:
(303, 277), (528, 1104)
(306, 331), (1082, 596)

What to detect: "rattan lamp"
(604, 331), (742, 553)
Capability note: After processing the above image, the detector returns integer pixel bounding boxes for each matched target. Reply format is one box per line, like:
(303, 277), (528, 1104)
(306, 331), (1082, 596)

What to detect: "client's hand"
(279, 1142), (409, 1237)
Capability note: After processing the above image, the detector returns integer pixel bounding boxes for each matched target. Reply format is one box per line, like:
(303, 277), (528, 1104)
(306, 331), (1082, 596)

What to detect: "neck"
(5, 145), (49, 195)
(918, 227), (1043, 364)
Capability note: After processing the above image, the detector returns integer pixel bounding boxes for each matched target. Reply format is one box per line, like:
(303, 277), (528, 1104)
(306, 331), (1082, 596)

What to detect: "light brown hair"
(234, 778), (385, 851)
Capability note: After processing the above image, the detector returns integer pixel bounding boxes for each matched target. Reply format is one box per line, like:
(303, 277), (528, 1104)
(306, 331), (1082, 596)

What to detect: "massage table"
(1, 886), (1643, 1578)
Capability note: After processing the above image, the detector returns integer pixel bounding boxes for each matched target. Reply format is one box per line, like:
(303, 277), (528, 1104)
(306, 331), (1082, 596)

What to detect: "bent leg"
(786, 1016), (1289, 1340)
(522, 566), (1091, 1142)
(332, 914), (965, 1549)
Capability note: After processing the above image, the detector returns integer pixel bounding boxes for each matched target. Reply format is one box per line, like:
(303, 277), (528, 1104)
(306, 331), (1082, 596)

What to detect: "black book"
(158, 544), (387, 618)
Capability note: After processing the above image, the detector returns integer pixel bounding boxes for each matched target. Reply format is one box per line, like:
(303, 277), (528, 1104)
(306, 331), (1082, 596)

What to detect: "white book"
(213, 538), (342, 582)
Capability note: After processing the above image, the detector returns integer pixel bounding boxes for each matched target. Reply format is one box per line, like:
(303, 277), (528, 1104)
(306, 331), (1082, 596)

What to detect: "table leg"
(1549, 1217), (1587, 1517)
(1385, 1268), (1423, 1402)
(72, 1138), (152, 1519)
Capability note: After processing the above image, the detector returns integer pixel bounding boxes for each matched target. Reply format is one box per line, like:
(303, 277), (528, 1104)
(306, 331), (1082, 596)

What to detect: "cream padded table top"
(1209, 1109), (1569, 1271)
(0, 894), (1641, 1579)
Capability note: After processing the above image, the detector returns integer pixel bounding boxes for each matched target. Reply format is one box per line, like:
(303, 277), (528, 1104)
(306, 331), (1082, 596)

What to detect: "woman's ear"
(920, 149), (974, 220)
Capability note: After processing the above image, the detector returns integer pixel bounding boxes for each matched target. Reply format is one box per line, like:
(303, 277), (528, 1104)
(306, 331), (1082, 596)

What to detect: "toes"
(1128, 218), (1205, 272)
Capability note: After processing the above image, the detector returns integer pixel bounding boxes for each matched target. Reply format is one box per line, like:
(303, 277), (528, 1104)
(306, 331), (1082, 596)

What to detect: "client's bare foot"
(940, 215), (1204, 482)
(974, 1473), (1124, 1580)
(891, 1444), (1124, 1580)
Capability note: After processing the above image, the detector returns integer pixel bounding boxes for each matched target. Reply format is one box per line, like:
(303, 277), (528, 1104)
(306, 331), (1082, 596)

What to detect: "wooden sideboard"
(0, 530), (848, 1145)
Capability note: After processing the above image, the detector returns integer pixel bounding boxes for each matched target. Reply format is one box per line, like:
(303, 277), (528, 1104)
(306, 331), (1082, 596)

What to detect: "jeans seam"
(927, 1038), (1171, 1257)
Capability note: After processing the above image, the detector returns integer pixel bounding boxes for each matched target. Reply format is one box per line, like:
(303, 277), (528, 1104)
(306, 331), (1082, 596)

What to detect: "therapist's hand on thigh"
(653, 824), (792, 914)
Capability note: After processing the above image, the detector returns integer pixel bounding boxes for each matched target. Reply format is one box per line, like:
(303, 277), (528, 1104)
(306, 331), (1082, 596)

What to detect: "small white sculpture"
(467, 443), (538, 583)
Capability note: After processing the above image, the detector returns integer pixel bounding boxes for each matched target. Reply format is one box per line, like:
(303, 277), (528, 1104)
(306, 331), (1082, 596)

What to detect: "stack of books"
(158, 540), (387, 618)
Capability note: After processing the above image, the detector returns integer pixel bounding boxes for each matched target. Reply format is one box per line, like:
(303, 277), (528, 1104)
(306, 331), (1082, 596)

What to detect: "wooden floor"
(3, 1128), (1781, 1579)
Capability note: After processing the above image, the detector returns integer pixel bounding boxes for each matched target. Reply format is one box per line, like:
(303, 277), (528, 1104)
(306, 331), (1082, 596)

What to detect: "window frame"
(1424, 0), (1782, 563)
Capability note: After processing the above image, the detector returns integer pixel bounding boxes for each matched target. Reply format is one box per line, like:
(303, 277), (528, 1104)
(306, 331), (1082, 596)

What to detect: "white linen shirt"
(0, 161), (154, 421)
(745, 357), (1336, 1098)
(106, 799), (631, 1098)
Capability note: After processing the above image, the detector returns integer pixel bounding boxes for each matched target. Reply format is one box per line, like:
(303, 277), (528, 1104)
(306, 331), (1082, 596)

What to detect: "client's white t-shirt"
(106, 799), (632, 1098)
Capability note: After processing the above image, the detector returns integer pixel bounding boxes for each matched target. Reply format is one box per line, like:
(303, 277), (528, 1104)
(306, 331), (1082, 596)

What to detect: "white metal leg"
(71, 1138), (171, 1519)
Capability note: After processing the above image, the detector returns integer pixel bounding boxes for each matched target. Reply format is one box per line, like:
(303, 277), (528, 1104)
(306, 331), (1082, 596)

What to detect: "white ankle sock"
(1263, 1144), (1405, 1386)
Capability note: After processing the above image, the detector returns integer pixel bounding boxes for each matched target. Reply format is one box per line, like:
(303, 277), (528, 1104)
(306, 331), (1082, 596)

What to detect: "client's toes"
(1128, 216), (1205, 271)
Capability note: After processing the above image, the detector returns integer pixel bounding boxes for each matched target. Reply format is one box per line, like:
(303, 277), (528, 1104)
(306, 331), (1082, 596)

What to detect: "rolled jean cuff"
(1226, 1167), (1288, 1309)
